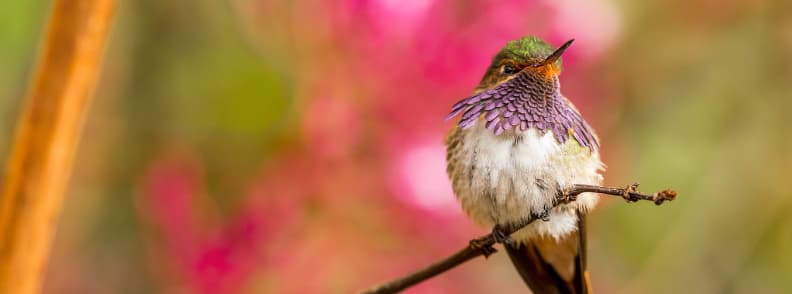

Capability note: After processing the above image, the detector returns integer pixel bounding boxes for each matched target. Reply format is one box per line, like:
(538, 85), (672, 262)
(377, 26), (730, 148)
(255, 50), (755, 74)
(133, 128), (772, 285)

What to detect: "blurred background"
(2, 0), (792, 293)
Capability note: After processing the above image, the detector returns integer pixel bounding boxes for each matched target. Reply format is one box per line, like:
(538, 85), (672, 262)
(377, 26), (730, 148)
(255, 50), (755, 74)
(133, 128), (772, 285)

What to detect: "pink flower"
(302, 94), (362, 160)
(390, 137), (461, 215)
(139, 151), (275, 294)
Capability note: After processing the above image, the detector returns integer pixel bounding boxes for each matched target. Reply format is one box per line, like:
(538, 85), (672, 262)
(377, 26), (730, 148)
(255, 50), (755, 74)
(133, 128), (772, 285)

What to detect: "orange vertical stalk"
(0, 0), (115, 293)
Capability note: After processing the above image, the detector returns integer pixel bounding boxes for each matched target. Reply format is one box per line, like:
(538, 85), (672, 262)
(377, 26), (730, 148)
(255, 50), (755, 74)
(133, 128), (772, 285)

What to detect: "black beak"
(535, 39), (574, 67)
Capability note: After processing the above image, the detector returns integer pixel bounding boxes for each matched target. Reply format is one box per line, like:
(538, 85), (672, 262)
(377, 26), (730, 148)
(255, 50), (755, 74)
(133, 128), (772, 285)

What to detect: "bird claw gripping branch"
(469, 236), (498, 258)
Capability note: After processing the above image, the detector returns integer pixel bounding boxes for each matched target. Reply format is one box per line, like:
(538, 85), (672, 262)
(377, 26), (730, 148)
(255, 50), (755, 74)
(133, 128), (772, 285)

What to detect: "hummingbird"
(445, 36), (602, 293)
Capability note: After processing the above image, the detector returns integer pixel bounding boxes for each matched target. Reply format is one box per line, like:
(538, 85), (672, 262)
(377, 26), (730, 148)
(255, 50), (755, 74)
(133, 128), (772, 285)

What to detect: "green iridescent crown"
(502, 36), (563, 69)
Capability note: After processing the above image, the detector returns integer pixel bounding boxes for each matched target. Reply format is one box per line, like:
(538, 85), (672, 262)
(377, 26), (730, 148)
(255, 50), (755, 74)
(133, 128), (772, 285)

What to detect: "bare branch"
(560, 183), (677, 205)
(361, 183), (677, 294)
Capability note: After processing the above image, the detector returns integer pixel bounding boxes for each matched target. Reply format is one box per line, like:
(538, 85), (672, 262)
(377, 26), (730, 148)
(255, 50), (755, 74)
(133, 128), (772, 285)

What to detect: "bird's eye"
(502, 65), (517, 75)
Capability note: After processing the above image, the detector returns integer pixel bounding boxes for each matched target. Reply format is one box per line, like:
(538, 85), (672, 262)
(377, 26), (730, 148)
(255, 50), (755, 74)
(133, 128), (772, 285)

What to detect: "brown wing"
(504, 212), (591, 294)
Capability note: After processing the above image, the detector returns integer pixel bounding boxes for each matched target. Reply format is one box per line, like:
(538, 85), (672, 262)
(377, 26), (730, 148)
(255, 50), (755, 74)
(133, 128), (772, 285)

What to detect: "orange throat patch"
(537, 63), (561, 79)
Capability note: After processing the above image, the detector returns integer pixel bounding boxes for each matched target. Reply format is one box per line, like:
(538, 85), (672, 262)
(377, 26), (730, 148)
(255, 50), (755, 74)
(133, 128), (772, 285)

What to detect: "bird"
(445, 36), (603, 294)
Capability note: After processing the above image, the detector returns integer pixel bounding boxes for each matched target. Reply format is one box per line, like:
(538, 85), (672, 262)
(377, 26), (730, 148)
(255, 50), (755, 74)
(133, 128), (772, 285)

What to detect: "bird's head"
(476, 36), (573, 92)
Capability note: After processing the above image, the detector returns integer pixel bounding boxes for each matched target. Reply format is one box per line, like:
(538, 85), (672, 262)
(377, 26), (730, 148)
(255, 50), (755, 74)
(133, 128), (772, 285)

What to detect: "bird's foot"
(535, 209), (551, 222)
(490, 225), (518, 247)
(469, 236), (497, 257)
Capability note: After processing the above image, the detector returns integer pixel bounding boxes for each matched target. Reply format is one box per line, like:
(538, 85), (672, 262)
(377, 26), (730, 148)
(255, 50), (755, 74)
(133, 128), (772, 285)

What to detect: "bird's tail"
(504, 212), (591, 294)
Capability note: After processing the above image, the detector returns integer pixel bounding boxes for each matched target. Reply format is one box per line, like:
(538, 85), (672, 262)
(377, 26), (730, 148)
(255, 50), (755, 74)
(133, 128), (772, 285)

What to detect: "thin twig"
(561, 183), (677, 205)
(362, 183), (677, 294)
